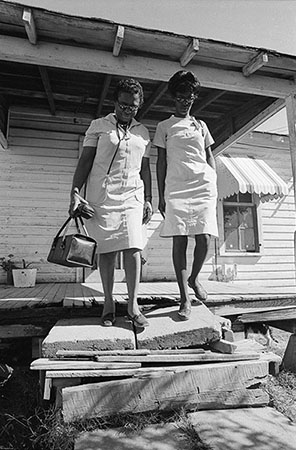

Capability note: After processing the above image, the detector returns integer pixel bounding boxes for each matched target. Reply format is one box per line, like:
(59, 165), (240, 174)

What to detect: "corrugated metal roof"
(216, 154), (289, 201)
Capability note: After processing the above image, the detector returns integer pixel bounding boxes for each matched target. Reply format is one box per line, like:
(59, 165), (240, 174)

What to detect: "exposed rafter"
(213, 98), (285, 156)
(38, 66), (56, 115)
(0, 35), (293, 98)
(22, 8), (37, 45)
(192, 90), (225, 115)
(243, 52), (269, 77)
(137, 82), (167, 120)
(113, 25), (124, 57)
(180, 38), (199, 67)
(96, 75), (112, 118)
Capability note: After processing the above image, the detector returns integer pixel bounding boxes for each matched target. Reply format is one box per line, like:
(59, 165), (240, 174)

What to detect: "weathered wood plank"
(90, 353), (259, 364)
(48, 368), (176, 379)
(56, 348), (205, 358)
(61, 386), (268, 416)
(0, 34), (294, 97)
(30, 358), (141, 370)
(62, 360), (269, 421)
(238, 307), (296, 323)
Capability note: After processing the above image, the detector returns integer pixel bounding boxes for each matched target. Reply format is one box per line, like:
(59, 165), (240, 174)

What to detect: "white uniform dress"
(84, 113), (151, 253)
(153, 115), (218, 237)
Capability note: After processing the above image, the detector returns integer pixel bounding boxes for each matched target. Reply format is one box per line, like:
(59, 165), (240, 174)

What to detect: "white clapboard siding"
(0, 112), (81, 283)
(212, 135), (295, 288)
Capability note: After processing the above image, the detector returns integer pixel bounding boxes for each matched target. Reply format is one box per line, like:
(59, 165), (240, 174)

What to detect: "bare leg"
(188, 234), (210, 301)
(99, 251), (117, 317)
(172, 236), (191, 317)
(123, 248), (141, 317)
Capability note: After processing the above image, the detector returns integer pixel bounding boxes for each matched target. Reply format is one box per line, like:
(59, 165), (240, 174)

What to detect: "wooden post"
(285, 94), (296, 276)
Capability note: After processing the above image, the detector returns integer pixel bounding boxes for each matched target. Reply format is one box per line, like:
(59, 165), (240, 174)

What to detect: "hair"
(113, 78), (144, 107)
(168, 70), (201, 97)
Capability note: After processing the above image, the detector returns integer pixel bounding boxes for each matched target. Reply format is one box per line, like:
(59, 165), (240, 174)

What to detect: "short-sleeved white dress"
(153, 115), (218, 237)
(83, 113), (150, 253)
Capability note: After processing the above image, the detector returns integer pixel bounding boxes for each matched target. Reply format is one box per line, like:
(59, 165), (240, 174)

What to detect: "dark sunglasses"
(175, 95), (197, 106)
(117, 102), (139, 113)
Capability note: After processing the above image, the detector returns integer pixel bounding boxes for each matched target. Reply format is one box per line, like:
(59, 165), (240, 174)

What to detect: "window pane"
(224, 206), (238, 228)
(238, 192), (252, 203)
(244, 229), (256, 251)
(239, 206), (254, 228)
(225, 228), (239, 250)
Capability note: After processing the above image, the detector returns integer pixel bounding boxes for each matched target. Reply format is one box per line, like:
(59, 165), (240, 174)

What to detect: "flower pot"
(12, 269), (37, 288)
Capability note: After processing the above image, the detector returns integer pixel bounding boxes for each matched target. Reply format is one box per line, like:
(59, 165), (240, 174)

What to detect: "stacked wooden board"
(30, 347), (281, 423)
(30, 303), (283, 422)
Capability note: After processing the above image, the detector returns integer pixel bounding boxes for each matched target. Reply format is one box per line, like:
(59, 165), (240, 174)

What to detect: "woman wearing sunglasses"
(69, 78), (152, 328)
(153, 70), (218, 320)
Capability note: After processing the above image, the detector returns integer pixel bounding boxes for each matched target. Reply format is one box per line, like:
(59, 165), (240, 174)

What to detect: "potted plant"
(0, 254), (18, 285)
(12, 259), (37, 288)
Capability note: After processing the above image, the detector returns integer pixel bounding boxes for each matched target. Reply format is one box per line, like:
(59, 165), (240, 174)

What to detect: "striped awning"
(216, 154), (289, 202)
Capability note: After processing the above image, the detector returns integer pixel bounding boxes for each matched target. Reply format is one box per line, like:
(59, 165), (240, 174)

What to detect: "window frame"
(217, 192), (264, 257)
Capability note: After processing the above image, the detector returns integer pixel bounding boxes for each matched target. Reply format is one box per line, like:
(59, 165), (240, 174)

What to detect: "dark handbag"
(47, 216), (97, 268)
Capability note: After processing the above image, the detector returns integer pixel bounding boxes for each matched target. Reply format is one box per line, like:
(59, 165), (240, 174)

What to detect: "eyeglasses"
(117, 102), (139, 113)
(175, 95), (196, 106)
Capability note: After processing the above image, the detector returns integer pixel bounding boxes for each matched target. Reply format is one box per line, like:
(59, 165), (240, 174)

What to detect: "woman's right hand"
(158, 198), (166, 218)
(69, 188), (88, 217)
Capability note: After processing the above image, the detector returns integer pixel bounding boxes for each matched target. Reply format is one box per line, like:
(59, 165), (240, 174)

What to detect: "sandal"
(101, 312), (116, 327)
(127, 313), (149, 328)
(178, 304), (191, 320)
(187, 278), (208, 301)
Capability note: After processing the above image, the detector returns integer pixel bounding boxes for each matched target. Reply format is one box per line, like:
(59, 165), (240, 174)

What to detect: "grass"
(265, 371), (296, 422)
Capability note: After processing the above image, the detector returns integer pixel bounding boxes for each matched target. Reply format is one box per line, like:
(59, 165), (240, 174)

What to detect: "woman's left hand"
(142, 201), (153, 224)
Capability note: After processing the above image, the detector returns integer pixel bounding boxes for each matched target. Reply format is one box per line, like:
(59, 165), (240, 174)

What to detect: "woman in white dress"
(69, 79), (152, 328)
(154, 71), (218, 320)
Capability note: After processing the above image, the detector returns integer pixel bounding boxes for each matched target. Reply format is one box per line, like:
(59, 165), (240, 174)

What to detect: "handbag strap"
(53, 216), (89, 241)
(106, 121), (129, 175)
(75, 216), (90, 237)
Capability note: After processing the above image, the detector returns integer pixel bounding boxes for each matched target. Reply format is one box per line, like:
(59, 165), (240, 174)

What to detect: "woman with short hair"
(154, 70), (218, 320)
(69, 78), (152, 328)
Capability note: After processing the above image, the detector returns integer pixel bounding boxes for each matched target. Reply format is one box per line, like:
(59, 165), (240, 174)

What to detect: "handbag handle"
(53, 216), (89, 243)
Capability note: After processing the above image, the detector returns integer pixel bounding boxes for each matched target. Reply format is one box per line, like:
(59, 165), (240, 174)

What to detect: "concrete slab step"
(41, 303), (223, 357)
(42, 317), (135, 357)
(136, 303), (222, 349)
(189, 407), (296, 450)
(74, 423), (192, 450)
(74, 407), (296, 450)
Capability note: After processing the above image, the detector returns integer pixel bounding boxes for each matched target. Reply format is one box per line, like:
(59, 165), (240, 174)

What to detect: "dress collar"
(106, 112), (139, 129)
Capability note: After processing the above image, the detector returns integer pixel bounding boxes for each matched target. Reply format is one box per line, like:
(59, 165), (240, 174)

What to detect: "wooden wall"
(0, 109), (88, 283)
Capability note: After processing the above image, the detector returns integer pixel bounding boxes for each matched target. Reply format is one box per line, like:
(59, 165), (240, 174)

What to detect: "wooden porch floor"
(0, 280), (295, 310)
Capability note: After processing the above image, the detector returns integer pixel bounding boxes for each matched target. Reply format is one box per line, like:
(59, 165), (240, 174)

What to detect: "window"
(223, 192), (259, 252)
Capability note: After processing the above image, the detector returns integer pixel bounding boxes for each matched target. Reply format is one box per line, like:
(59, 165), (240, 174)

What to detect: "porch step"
(41, 303), (223, 358)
